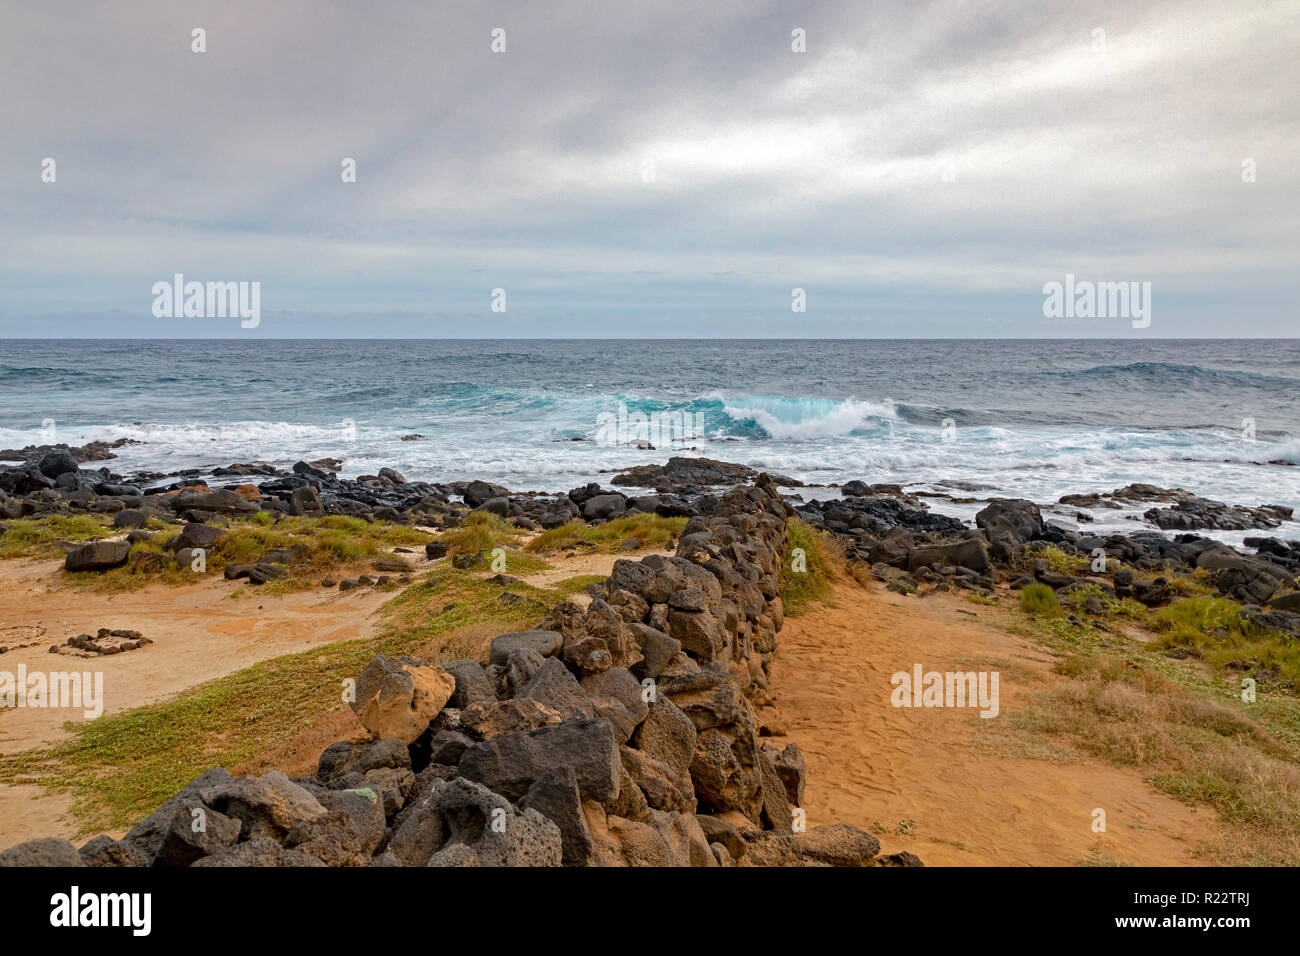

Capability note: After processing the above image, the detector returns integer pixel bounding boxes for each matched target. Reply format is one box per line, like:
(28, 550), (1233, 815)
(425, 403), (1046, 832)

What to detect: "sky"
(0, 0), (1297, 338)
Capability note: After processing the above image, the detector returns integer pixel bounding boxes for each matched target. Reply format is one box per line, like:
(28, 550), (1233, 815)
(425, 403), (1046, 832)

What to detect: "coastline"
(1, 442), (1298, 865)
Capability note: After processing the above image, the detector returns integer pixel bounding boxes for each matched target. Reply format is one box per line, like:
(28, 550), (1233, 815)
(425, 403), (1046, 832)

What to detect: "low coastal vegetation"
(1001, 610), (1300, 865)
(1, 511), (434, 592)
(0, 514), (117, 558)
(525, 513), (686, 554)
(436, 511), (524, 557)
(986, 562), (1300, 864)
(1011, 544), (1089, 576)
(1019, 581), (1060, 615)
(1018, 572), (1298, 692)
(780, 517), (837, 616)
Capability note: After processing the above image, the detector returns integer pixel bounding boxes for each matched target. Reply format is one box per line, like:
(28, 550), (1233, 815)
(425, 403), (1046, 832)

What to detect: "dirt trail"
(768, 575), (1216, 865)
(0, 556), (395, 846)
(0, 557), (393, 756)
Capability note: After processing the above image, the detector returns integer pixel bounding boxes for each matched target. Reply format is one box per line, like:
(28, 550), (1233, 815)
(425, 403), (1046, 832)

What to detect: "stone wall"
(0, 474), (886, 868)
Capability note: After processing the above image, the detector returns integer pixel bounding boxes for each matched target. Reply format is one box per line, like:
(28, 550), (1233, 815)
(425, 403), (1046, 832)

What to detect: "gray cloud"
(1, 0), (1296, 337)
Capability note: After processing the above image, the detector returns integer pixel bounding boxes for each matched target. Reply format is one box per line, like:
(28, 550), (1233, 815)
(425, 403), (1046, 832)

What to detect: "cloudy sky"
(1, 0), (1296, 337)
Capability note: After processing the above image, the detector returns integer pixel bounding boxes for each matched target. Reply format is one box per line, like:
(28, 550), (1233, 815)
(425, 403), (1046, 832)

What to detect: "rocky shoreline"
(1, 445), (1298, 867)
(0, 473), (894, 868)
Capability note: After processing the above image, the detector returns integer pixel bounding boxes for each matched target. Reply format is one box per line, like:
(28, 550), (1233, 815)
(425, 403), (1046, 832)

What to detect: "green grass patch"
(525, 513), (686, 554)
(436, 511), (524, 557)
(1020, 582), (1060, 616)
(1014, 544), (1089, 575)
(549, 574), (608, 597)
(1152, 596), (1300, 691)
(0, 514), (117, 558)
(12, 512), (434, 593)
(780, 517), (836, 616)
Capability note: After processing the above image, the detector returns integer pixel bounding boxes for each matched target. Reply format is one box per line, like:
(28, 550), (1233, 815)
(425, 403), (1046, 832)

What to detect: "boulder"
(289, 485), (323, 516)
(174, 522), (226, 551)
(112, 509), (148, 529)
(190, 837), (327, 867)
(975, 499), (1043, 559)
(123, 768), (233, 863)
(443, 659), (498, 709)
(740, 823), (881, 867)
(488, 630), (563, 666)
(518, 766), (595, 866)
(391, 776), (560, 867)
(580, 667), (649, 743)
(0, 837), (84, 867)
(690, 727), (763, 820)
(762, 741), (806, 806)
(458, 717), (621, 801)
(153, 806), (242, 866)
(316, 738), (410, 784)
(169, 488), (259, 515)
(462, 480), (510, 508)
(460, 698), (564, 739)
(199, 771), (328, 841)
(619, 746), (695, 813)
(907, 538), (990, 573)
(78, 836), (148, 868)
(36, 449), (79, 479)
(65, 540), (129, 572)
(518, 657), (594, 720)
(350, 655), (456, 744)
(582, 494), (627, 521)
(631, 695), (698, 778)
(628, 623), (681, 679)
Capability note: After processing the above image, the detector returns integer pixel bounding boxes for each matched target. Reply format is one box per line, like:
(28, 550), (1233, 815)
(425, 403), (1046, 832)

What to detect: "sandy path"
(768, 575), (1216, 865)
(0, 556), (396, 846)
(0, 557), (392, 756)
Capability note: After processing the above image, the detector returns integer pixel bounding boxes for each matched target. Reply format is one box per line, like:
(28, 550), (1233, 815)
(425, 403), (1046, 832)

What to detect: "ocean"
(2, 339), (1298, 543)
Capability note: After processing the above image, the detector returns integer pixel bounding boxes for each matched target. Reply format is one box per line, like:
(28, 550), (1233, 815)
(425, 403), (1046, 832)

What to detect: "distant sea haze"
(1, 339), (1297, 543)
